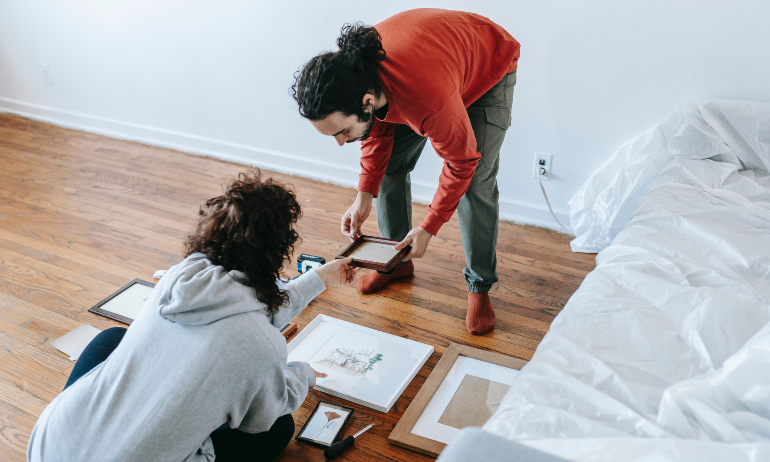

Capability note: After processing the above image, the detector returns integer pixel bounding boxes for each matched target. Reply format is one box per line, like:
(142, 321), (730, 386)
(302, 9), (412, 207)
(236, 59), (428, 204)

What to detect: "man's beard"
(347, 109), (375, 143)
(360, 114), (375, 141)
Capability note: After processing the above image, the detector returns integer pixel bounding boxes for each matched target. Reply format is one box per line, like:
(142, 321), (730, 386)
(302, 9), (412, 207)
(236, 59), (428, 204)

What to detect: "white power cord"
(537, 168), (570, 233)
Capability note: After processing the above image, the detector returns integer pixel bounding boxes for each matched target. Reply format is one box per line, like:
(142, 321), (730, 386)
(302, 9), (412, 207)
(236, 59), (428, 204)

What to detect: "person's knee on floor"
(64, 327), (127, 390)
(271, 414), (295, 452)
(211, 414), (295, 462)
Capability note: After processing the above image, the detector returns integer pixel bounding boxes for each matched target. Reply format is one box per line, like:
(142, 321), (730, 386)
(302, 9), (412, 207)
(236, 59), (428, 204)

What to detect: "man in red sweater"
(291, 9), (520, 335)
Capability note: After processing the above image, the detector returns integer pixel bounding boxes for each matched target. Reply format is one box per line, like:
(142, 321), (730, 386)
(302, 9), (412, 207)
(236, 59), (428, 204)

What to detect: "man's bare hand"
(341, 191), (374, 241)
(395, 227), (433, 261)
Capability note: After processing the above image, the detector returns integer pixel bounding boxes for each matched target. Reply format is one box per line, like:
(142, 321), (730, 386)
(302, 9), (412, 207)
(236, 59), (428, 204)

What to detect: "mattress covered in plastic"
(482, 101), (770, 461)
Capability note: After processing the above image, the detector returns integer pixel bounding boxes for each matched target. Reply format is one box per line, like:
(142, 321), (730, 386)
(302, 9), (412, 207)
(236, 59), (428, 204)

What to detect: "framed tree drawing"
(388, 343), (528, 457)
(295, 400), (354, 447)
(286, 315), (434, 413)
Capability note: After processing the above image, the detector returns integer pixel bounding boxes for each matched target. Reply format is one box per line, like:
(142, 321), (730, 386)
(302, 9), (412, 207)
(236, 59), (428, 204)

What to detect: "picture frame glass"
(287, 315), (434, 412)
(336, 235), (410, 272)
(99, 283), (154, 320)
(296, 401), (353, 447)
(347, 241), (400, 264)
(410, 355), (518, 444)
(89, 279), (156, 324)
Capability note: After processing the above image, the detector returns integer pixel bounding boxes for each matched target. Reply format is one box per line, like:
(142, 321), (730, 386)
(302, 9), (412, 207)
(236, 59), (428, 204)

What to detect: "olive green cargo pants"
(374, 71), (516, 293)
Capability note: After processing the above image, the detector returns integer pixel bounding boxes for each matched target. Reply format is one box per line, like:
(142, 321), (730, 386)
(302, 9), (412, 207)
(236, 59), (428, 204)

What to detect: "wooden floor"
(0, 114), (596, 462)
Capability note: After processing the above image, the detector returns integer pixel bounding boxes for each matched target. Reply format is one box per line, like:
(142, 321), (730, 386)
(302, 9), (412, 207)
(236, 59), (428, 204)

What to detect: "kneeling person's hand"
(311, 367), (327, 387)
(314, 257), (358, 286)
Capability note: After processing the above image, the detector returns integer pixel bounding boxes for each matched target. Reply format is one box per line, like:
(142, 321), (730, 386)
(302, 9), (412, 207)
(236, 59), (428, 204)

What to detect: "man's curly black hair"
(290, 22), (386, 121)
(184, 171), (301, 316)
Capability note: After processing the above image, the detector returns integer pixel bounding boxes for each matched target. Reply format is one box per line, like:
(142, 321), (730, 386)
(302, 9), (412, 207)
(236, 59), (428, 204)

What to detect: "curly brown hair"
(184, 171), (301, 316)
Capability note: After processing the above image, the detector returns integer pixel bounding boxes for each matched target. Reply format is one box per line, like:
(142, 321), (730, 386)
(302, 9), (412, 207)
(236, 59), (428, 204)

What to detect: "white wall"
(2, 1), (770, 232)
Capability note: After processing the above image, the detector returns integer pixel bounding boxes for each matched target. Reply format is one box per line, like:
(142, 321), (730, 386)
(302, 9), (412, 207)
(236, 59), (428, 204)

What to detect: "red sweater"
(358, 9), (520, 236)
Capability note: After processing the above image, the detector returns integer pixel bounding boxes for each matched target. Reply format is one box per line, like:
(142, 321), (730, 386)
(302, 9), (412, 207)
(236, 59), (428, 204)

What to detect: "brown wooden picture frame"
(336, 235), (411, 273)
(388, 343), (528, 457)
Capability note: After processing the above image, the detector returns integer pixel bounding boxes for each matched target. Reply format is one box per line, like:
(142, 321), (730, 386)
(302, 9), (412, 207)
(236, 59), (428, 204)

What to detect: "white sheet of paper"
(300, 405), (350, 444)
(50, 324), (101, 361)
(100, 283), (154, 320)
(308, 333), (394, 385)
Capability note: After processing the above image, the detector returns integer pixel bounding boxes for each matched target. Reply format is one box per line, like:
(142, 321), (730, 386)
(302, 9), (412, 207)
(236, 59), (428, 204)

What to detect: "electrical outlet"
(533, 152), (553, 181)
(41, 64), (52, 86)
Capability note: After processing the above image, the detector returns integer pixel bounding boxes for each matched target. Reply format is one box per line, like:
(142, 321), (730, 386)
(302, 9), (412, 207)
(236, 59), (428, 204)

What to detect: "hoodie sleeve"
(270, 270), (326, 329)
(236, 335), (315, 433)
(284, 361), (315, 409)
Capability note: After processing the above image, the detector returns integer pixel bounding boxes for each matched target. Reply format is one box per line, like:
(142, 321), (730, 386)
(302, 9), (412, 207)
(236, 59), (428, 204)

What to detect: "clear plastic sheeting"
(569, 100), (770, 253)
(482, 100), (770, 461)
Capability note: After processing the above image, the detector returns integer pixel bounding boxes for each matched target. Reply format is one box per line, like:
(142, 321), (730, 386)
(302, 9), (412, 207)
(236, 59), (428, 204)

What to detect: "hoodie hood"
(157, 253), (263, 326)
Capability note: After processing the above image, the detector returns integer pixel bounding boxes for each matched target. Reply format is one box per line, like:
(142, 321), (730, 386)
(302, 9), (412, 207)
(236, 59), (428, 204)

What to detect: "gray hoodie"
(27, 253), (326, 462)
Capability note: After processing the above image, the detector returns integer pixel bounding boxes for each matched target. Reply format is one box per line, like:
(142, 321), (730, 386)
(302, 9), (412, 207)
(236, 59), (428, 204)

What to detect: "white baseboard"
(407, 183), (571, 233)
(0, 97), (573, 234)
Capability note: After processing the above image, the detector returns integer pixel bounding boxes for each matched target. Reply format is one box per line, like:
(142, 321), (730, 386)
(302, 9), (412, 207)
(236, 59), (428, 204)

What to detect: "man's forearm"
(357, 191), (374, 202)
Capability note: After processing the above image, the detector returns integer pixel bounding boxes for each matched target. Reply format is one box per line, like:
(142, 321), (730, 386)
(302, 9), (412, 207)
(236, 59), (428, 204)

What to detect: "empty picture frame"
(388, 343), (528, 457)
(296, 400), (354, 447)
(88, 279), (155, 325)
(287, 315), (434, 413)
(336, 235), (411, 273)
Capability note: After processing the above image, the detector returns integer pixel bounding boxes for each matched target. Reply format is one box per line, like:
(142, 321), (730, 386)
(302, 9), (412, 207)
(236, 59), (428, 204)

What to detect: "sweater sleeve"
(419, 91), (482, 236)
(236, 338), (315, 433)
(271, 270), (326, 329)
(282, 360), (315, 412)
(357, 119), (397, 197)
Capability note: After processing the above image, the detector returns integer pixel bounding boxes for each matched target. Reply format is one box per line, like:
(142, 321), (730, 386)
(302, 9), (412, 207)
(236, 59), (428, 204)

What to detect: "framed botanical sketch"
(388, 343), (528, 457)
(286, 315), (434, 412)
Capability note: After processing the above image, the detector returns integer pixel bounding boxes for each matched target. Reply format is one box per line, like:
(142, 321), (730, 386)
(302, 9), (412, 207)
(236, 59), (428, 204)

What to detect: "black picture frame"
(295, 400), (354, 448)
(88, 278), (155, 325)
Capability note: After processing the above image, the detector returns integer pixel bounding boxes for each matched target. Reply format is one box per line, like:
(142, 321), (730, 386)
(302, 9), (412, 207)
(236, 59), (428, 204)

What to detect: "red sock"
(467, 292), (495, 335)
(357, 261), (414, 294)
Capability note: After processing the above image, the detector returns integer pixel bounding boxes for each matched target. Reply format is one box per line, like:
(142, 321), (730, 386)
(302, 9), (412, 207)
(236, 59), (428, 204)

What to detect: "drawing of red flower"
(317, 410), (342, 439)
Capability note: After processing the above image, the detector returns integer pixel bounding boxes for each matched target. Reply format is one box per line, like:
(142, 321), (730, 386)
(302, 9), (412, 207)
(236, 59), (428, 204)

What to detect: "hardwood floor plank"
(0, 114), (596, 461)
(0, 381), (49, 419)
(0, 401), (34, 462)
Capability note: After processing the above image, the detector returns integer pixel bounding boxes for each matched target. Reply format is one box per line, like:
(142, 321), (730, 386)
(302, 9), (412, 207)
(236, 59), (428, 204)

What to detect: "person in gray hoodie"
(27, 171), (358, 462)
